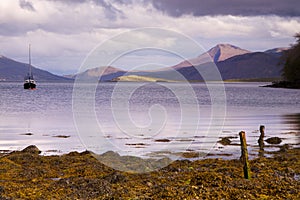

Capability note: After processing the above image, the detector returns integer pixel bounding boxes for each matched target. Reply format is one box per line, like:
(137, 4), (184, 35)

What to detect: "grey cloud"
(19, 0), (36, 11)
(96, 0), (125, 20)
(46, 0), (124, 19)
(45, 0), (86, 3)
(150, 0), (300, 17)
(0, 22), (37, 36)
(45, 0), (131, 4)
(44, 0), (300, 17)
(1, 0), (124, 37)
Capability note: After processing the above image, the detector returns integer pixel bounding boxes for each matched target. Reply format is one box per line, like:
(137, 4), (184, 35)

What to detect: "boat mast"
(28, 44), (31, 77)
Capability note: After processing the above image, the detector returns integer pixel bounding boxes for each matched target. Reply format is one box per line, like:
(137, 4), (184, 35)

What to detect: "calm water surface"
(0, 82), (299, 159)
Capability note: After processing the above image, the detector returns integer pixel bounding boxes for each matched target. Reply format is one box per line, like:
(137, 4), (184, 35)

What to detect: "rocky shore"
(0, 145), (299, 199)
(263, 81), (300, 89)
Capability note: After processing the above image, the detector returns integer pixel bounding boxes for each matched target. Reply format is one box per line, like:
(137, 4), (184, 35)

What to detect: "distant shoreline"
(0, 78), (282, 84)
(262, 81), (300, 89)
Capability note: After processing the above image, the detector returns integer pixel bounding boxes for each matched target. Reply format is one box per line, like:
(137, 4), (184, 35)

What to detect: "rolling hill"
(1, 44), (288, 83)
(217, 52), (283, 80)
(86, 44), (286, 82)
(169, 50), (285, 81)
(0, 55), (72, 82)
(67, 66), (126, 82)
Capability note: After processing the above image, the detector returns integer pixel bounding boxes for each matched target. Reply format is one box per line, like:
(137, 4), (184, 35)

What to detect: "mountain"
(68, 66), (126, 82)
(207, 44), (251, 62)
(168, 45), (287, 81)
(216, 52), (283, 80)
(66, 44), (289, 82)
(264, 47), (289, 59)
(264, 47), (289, 54)
(0, 55), (72, 82)
(172, 44), (251, 69)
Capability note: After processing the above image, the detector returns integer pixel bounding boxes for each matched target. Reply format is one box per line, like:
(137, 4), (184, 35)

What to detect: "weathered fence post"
(258, 125), (265, 149)
(239, 131), (251, 179)
(258, 125), (265, 157)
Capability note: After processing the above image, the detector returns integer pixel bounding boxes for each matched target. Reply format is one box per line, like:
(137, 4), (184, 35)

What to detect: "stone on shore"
(21, 145), (41, 154)
(265, 137), (282, 144)
(218, 137), (232, 145)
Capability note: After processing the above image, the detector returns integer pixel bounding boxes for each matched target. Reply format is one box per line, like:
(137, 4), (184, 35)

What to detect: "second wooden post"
(239, 131), (251, 179)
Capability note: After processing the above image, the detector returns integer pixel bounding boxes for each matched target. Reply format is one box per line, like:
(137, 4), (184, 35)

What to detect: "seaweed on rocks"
(0, 146), (299, 199)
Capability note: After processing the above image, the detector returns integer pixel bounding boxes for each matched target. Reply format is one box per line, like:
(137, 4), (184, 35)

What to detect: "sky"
(0, 0), (300, 75)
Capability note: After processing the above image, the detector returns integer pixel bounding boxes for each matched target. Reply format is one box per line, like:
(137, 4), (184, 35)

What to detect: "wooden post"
(258, 125), (265, 157)
(239, 131), (251, 179)
(258, 125), (265, 149)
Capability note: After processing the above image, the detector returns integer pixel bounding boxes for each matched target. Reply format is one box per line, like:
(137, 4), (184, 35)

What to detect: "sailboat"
(24, 44), (36, 89)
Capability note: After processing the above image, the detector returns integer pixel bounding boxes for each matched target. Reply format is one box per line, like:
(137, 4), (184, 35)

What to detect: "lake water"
(0, 82), (299, 160)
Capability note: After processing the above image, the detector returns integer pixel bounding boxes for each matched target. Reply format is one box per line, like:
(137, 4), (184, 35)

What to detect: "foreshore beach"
(0, 144), (299, 199)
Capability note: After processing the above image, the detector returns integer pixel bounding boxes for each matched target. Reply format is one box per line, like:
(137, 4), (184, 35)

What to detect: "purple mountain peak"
(206, 44), (251, 62)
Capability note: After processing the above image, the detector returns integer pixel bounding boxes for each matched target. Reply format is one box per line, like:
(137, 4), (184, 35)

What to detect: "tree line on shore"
(280, 33), (300, 88)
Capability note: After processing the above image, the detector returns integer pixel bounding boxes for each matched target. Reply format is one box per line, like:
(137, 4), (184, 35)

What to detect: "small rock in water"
(265, 137), (282, 144)
(125, 143), (148, 146)
(181, 152), (200, 158)
(21, 145), (41, 154)
(154, 139), (170, 142)
(21, 132), (33, 136)
(218, 137), (231, 145)
(53, 135), (70, 138)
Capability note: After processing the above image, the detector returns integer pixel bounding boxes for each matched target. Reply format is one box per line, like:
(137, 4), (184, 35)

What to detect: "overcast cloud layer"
(151, 0), (300, 17)
(0, 0), (299, 74)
